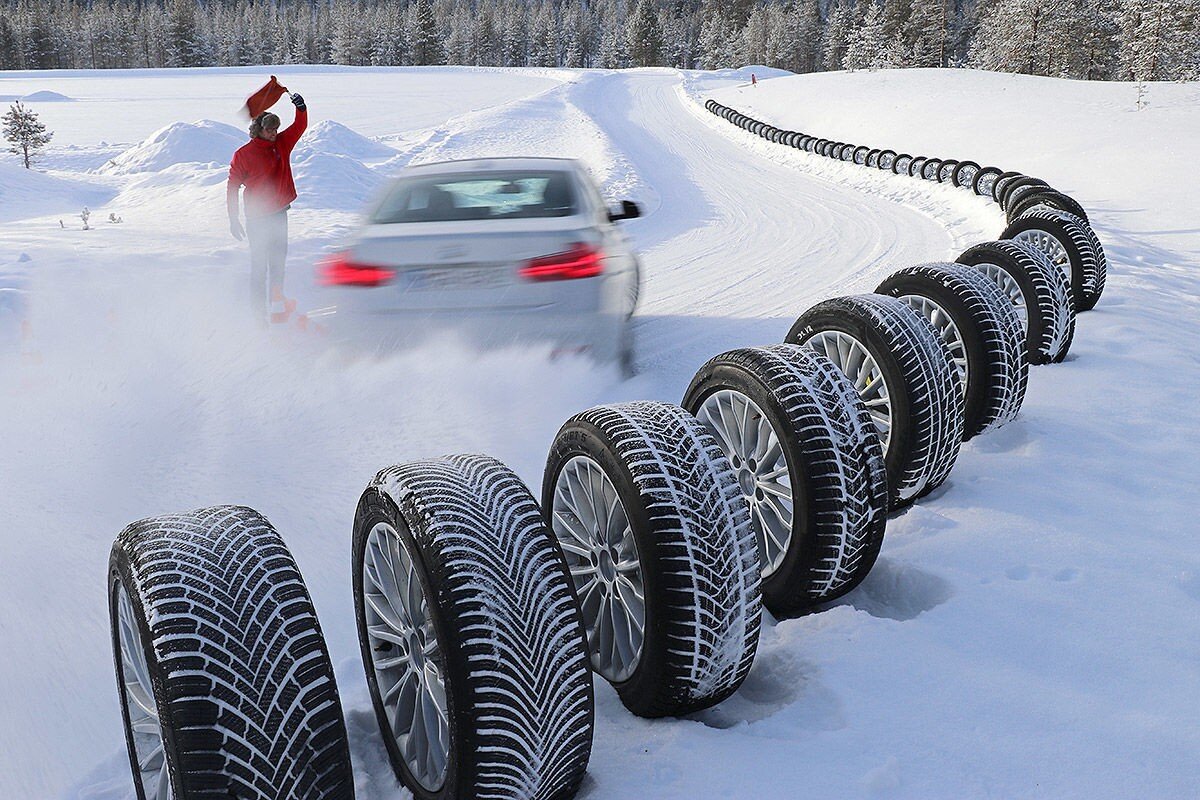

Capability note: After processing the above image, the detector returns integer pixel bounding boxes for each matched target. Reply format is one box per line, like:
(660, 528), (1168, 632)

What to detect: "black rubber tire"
(828, 141), (844, 159)
(787, 295), (964, 510)
(853, 145), (871, 165)
(1000, 176), (1050, 210)
(1006, 188), (1089, 224)
(878, 149), (897, 170)
(355, 456), (594, 800)
(957, 240), (1076, 365)
(921, 158), (943, 180)
(705, 99), (717, 113)
(937, 159), (959, 183)
(893, 154), (913, 174)
(972, 166), (1003, 197)
(952, 160), (981, 189)
(682, 345), (888, 615)
(814, 138), (829, 155)
(1002, 209), (1106, 311)
(876, 263), (1029, 440)
(909, 156), (928, 178)
(841, 144), (857, 162)
(543, 402), (761, 718)
(991, 171), (1025, 203)
(109, 506), (354, 800)
(866, 148), (882, 167)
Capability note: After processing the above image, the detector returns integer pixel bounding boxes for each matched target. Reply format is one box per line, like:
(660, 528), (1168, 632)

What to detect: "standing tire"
(957, 240), (1076, 365)
(921, 158), (943, 181)
(878, 149), (897, 170)
(938, 159), (960, 183)
(952, 160), (981, 189)
(909, 156), (928, 177)
(972, 166), (1003, 197)
(1006, 188), (1089, 224)
(876, 264), (1028, 439)
(682, 345), (888, 615)
(1002, 209), (1106, 311)
(866, 148), (882, 167)
(991, 171), (1024, 203)
(543, 402), (761, 718)
(786, 295), (964, 509)
(1000, 177), (1050, 210)
(110, 506), (354, 800)
(355, 455), (594, 800)
(893, 154), (913, 174)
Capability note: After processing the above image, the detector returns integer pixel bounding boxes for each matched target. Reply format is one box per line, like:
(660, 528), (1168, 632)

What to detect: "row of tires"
(108, 248), (1077, 800)
(703, 98), (1108, 312)
(109, 103), (1107, 800)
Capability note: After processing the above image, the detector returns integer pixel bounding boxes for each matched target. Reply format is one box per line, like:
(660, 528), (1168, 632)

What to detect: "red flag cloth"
(243, 75), (289, 119)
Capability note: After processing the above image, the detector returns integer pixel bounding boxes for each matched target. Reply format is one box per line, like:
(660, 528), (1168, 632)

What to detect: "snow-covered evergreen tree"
(3, 101), (53, 169)
(845, 1), (888, 70)
(907, 0), (949, 66)
(407, 0), (442, 66)
(626, 0), (663, 67)
(823, 0), (853, 71)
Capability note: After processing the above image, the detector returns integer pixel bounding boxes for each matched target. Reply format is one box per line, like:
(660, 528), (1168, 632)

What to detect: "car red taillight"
(318, 253), (396, 287)
(519, 243), (604, 281)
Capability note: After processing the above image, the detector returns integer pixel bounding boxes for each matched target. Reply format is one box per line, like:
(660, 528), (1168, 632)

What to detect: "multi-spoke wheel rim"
(899, 295), (969, 397)
(805, 330), (893, 453)
(977, 263), (1029, 333)
(1012, 228), (1071, 283)
(551, 455), (645, 683)
(363, 522), (450, 792)
(696, 390), (793, 579)
(117, 583), (172, 800)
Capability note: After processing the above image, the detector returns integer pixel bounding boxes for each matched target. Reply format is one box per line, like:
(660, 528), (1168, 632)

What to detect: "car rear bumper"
(321, 305), (626, 364)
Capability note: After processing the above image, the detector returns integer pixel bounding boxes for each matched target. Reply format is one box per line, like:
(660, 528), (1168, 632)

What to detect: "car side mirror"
(608, 200), (641, 223)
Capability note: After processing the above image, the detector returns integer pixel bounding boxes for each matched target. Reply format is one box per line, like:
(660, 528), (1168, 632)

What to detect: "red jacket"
(227, 109), (307, 219)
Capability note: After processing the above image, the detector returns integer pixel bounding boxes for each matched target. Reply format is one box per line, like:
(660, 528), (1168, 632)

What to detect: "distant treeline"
(0, 0), (1195, 81)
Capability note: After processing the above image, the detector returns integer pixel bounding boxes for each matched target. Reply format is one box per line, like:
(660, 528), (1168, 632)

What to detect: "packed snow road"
(1, 66), (1197, 799)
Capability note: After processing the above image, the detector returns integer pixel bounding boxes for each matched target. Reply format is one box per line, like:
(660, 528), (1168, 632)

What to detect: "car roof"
(400, 156), (585, 176)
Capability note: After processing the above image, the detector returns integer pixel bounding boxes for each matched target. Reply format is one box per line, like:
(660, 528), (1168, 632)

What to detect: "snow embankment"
(98, 119), (246, 174)
(294, 119), (397, 161)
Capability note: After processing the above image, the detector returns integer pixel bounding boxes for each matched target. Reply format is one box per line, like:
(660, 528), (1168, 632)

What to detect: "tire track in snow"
(569, 71), (972, 385)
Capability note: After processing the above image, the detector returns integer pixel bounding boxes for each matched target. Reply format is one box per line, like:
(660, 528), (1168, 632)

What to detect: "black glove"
(291, 93), (306, 111)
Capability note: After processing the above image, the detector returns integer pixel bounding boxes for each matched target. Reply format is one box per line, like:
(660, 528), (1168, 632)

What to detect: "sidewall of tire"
(786, 312), (914, 507)
(682, 363), (814, 613)
(353, 491), (464, 800)
(109, 555), (184, 800)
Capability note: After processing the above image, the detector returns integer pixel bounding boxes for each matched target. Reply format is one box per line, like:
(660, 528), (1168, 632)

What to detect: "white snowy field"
(0, 65), (1197, 799)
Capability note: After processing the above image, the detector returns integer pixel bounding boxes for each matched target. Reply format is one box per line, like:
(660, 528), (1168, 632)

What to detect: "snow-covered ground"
(0, 65), (1196, 799)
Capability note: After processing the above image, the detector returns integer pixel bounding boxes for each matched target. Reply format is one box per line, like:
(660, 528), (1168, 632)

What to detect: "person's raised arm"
(226, 154), (245, 240)
(277, 93), (308, 153)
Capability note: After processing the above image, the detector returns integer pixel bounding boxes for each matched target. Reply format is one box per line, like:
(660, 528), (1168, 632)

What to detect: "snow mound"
(292, 152), (385, 211)
(99, 119), (245, 175)
(21, 90), (74, 102)
(0, 162), (115, 223)
(294, 120), (396, 161)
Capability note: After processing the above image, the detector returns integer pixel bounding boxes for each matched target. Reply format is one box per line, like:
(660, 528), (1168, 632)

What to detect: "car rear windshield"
(371, 170), (579, 223)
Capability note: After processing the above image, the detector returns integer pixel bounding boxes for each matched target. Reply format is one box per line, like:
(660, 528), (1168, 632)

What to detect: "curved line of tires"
(106, 102), (1112, 800)
(703, 98), (1108, 312)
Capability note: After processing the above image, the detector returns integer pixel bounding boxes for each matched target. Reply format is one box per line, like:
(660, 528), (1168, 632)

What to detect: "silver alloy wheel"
(363, 522), (450, 792)
(1012, 228), (1071, 282)
(696, 390), (793, 579)
(977, 262), (1029, 333)
(117, 583), (173, 800)
(899, 294), (970, 397)
(551, 455), (645, 683)
(805, 330), (894, 453)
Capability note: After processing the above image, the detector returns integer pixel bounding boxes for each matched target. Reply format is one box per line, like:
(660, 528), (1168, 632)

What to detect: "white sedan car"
(317, 157), (642, 370)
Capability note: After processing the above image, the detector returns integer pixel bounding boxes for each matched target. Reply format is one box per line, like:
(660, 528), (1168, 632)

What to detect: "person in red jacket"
(227, 92), (307, 322)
